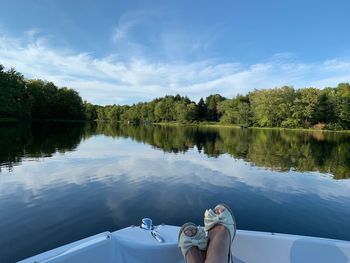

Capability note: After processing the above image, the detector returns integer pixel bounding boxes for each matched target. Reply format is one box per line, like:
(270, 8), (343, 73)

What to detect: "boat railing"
(32, 233), (113, 263)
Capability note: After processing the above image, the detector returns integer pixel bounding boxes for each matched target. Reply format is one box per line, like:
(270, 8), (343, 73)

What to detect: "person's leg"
(186, 246), (205, 263)
(200, 250), (207, 262)
(204, 206), (232, 263)
(205, 224), (231, 263)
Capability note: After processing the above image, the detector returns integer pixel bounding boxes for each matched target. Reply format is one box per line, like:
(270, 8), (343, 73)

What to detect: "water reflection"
(1, 122), (350, 262)
(1, 122), (349, 179)
(0, 122), (85, 172)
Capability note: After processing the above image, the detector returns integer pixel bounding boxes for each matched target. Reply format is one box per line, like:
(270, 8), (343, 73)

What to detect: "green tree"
(27, 80), (59, 119)
(97, 106), (108, 121)
(334, 83), (350, 129)
(0, 65), (31, 118)
(196, 97), (207, 121)
(163, 96), (176, 121)
(291, 88), (320, 127)
(56, 87), (84, 119)
(218, 95), (252, 126)
(316, 87), (336, 124)
(84, 102), (98, 120)
(250, 87), (295, 127)
(154, 101), (166, 122)
(205, 94), (226, 121)
(175, 102), (196, 123)
(27, 80), (84, 120)
(250, 89), (276, 127)
(236, 96), (252, 126)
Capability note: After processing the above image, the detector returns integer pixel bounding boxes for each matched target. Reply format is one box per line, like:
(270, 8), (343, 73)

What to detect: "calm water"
(0, 122), (350, 262)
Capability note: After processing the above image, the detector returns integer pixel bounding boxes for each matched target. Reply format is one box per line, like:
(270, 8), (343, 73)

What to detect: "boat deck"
(19, 225), (350, 263)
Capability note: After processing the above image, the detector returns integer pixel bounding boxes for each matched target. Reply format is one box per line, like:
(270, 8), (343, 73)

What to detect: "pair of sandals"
(178, 203), (236, 263)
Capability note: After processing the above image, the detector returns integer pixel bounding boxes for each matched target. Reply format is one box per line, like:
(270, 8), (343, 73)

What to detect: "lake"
(0, 122), (350, 262)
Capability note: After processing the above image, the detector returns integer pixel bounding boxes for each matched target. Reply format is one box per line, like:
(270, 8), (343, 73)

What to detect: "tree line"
(0, 65), (85, 120)
(87, 85), (350, 130)
(1, 64), (349, 129)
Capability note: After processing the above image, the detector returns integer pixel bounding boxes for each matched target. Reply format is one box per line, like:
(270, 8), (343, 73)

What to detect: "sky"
(0, 0), (350, 105)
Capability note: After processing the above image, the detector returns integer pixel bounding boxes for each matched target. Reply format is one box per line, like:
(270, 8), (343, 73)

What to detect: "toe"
(184, 227), (197, 237)
(214, 207), (225, 215)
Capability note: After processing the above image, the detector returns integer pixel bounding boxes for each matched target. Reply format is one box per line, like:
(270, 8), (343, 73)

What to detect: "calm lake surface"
(0, 122), (350, 262)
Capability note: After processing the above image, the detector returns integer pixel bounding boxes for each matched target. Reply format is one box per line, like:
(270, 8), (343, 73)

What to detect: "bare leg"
(186, 246), (205, 263)
(200, 250), (207, 262)
(205, 224), (231, 263)
(184, 227), (205, 263)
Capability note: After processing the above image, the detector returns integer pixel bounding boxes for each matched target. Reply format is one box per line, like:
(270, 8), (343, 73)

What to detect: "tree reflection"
(94, 123), (350, 179)
(0, 122), (85, 172)
(1, 122), (349, 179)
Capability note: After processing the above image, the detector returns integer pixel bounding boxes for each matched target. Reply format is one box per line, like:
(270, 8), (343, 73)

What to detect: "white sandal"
(204, 203), (236, 263)
(178, 222), (208, 263)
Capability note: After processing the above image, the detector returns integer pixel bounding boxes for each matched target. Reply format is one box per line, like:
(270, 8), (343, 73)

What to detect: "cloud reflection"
(1, 136), (350, 201)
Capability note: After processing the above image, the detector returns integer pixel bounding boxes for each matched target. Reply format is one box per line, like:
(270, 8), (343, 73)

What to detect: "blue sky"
(0, 0), (350, 105)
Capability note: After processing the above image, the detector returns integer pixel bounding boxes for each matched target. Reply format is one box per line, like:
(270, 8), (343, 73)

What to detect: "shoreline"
(154, 122), (350, 133)
(1, 118), (349, 133)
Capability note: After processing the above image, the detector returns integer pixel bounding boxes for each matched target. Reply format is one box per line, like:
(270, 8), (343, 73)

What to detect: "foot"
(204, 203), (236, 241)
(204, 204), (236, 263)
(184, 225), (198, 237)
(178, 223), (208, 262)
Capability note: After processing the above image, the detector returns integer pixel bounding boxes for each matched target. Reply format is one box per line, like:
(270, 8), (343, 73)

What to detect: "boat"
(18, 218), (350, 263)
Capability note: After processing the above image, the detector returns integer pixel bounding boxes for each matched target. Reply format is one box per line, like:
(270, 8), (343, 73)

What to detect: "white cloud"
(0, 31), (350, 105)
(111, 15), (137, 43)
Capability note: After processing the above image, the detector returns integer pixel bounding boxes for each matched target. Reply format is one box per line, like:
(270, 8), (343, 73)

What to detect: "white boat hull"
(18, 225), (350, 263)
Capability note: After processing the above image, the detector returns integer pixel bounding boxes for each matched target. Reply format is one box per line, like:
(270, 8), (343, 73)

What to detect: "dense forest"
(0, 65), (85, 120)
(1, 64), (349, 129)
